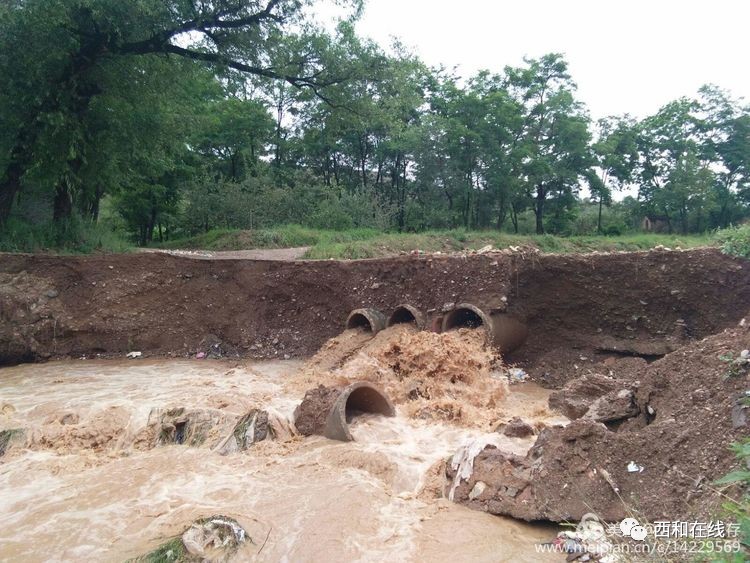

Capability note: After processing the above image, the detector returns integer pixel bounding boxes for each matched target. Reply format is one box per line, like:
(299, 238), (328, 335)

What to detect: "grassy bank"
(0, 217), (132, 254)
(154, 226), (714, 259)
(3, 221), (735, 259)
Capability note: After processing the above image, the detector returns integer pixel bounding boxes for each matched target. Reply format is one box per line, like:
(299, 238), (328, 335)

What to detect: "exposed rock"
(498, 417), (535, 438)
(583, 389), (639, 424)
(447, 445), (537, 521)
(293, 385), (343, 436)
(469, 481), (487, 500)
(548, 373), (620, 419)
(731, 400), (748, 429)
(448, 420), (627, 523)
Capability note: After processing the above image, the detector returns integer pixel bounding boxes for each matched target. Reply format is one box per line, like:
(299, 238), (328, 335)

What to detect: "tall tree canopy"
(1, 1), (748, 245)
(0, 0), (362, 223)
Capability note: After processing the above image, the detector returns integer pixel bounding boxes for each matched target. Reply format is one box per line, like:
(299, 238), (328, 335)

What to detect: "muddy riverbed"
(0, 358), (563, 562)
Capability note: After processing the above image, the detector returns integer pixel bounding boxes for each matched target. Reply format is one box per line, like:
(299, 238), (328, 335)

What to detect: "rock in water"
(498, 417), (535, 438)
(181, 516), (247, 560)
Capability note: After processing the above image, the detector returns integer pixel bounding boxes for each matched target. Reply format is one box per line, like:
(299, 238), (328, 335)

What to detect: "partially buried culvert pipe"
(345, 308), (386, 334)
(324, 382), (396, 442)
(442, 303), (528, 354)
(386, 304), (426, 330)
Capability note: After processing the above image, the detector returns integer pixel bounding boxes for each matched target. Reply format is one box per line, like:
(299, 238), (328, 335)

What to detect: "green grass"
(152, 226), (714, 259)
(1, 220), (727, 258)
(0, 217), (131, 254)
(303, 231), (712, 259)
(127, 537), (191, 563)
(153, 225), (380, 252)
(714, 437), (750, 561)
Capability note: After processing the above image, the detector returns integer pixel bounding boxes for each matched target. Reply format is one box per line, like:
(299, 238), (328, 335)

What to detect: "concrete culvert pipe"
(324, 382), (396, 442)
(442, 303), (528, 354)
(345, 308), (386, 334)
(443, 303), (491, 331)
(387, 304), (426, 329)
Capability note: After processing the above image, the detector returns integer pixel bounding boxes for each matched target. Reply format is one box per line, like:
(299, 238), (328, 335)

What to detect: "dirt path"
(139, 246), (310, 261)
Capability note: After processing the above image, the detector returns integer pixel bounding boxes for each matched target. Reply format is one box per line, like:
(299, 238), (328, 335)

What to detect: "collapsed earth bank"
(1, 247), (749, 525)
(2, 248), (748, 376)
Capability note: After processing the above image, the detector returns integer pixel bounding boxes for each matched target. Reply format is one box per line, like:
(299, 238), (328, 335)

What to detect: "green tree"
(0, 0), (362, 224)
(697, 85), (750, 227)
(505, 54), (593, 234)
(591, 116), (638, 232)
(636, 98), (716, 233)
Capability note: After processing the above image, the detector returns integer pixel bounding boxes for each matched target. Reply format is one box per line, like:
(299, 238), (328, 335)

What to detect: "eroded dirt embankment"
(2, 248), (749, 377)
(448, 319), (750, 522)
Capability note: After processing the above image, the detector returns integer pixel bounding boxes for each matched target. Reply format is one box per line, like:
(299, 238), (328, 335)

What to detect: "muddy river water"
(0, 359), (563, 562)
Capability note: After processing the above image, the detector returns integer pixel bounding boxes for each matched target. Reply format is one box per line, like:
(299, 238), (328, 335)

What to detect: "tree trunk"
(0, 31), (104, 224)
(534, 185), (546, 235)
(0, 161), (22, 225)
(53, 182), (73, 222)
(89, 185), (103, 221)
(597, 196), (603, 233)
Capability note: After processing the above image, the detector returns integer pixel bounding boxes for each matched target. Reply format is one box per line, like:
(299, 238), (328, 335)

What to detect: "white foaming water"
(349, 412), (529, 496)
(0, 359), (559, 562)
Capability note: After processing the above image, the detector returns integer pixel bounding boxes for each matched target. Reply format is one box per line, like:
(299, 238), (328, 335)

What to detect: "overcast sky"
(336, 0), (749, 120)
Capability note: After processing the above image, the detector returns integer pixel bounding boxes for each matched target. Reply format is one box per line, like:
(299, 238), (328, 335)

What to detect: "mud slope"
(1, 249), (748, 371)
(448, 318), (750, 522)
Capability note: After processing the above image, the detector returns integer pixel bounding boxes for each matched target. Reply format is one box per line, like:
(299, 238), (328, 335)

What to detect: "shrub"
(716, 224), (750, 259)
(715, 438), (750, 560)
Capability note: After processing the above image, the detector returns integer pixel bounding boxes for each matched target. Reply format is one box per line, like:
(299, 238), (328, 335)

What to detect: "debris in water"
(219, 409), (269, 453)
(544, 513), (613, 561)
(181, 516), (248, 559)
(448, 437), (501, 501)
(216, 408), (296, 454)
(0, 428), (24, 457)
(153, 407), (232, 448)
(196, 352), (206, 359)
(507, 368), (528, 383)
(126, 351), (142, 359)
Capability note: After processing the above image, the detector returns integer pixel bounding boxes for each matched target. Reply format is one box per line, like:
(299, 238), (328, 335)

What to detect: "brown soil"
(2, 248), (748, 374)
(448, 318), (750, 522)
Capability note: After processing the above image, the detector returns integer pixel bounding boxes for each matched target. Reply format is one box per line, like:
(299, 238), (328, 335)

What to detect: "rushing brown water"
(0, 359), (563, 562)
